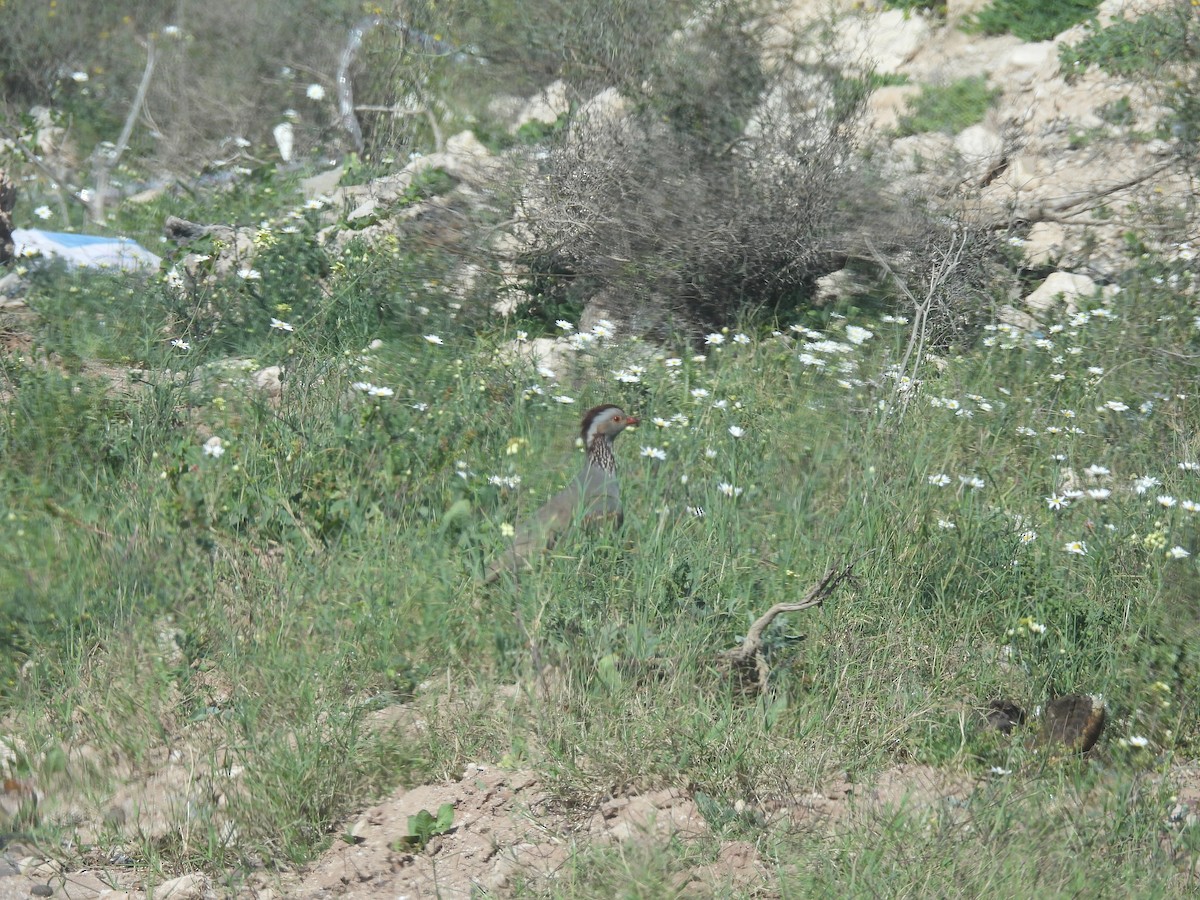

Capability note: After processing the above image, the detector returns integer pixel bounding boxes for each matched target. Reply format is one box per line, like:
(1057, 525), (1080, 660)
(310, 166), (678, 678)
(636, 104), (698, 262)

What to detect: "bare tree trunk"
(89, 38), (156, 223)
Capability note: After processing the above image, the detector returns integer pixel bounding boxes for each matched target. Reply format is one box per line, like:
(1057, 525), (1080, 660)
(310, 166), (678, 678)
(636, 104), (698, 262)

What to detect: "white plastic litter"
(13, 228), (161, 271)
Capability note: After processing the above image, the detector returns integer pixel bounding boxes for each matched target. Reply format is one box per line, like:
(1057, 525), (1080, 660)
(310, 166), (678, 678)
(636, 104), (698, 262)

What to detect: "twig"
(983, 158), (1180, 231)
(1040, 159), (1176, 216)
(353, 104), (443, 151)
(875, 228), (969, 420)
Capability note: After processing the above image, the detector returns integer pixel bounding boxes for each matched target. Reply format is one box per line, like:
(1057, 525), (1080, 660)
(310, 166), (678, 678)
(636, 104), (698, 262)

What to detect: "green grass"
(3, 165), (1200, 893)
(895, 76), (1000, 136)
(967, 0), (1100, 42)
(882, 0), (945, 14)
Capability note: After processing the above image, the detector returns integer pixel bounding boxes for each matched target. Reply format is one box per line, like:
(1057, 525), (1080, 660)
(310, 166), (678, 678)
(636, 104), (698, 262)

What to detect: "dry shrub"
(519, 4), (1008, 335)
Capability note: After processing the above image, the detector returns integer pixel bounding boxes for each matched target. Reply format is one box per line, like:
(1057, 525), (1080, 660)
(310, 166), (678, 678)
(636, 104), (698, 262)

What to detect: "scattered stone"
(154, 873), (208, 899)
(569, 88), (630, 145)
(0, 778), (38, 831)
(0, 272), (26, 300)
(1022, 221), (1066, 267)
(486, 94), (525, 125)
(15, 859), (58, 879)
(1024, 271), (1099, 315)
(406, 130), (500, 189)
(867, 84), (922, 131)
(946, 0), (990, 23)
(514, 80), (569, 131)
(997, 305), (1041, 332)
(30, 885), (52, 897)
(595, 789), (708, 844)
(993, 154), (1039, 192)
(815, 269), (864, 306)
(251, 366), (283, 401)
(300, 165), (343, 201)
(125, 185), (167, 204)
(838, 8), (932, 73)
(886, 133), (956, 178)
(501, 336), (574, 378)
(954, 123), (1005, 177)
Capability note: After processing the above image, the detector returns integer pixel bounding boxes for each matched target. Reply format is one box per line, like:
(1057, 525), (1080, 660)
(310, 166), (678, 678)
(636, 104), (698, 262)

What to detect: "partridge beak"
(626, 416), (640, 427)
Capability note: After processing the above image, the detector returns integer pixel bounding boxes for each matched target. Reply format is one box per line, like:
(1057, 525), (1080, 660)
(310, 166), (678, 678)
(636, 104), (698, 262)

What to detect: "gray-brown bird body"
(485, 404), (637, 583)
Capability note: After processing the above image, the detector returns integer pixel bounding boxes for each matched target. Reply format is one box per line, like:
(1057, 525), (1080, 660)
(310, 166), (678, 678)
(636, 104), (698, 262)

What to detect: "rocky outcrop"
(784, 0), (1196, 294)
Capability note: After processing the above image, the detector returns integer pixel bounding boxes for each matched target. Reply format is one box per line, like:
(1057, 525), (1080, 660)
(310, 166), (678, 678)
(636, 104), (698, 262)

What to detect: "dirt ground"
(9, 758), (1197, 899)
(0, 759), (974, 899)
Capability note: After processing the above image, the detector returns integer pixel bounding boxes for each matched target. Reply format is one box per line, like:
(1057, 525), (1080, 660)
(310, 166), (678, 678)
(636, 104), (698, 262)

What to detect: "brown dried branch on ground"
(718, 560), (855, 694)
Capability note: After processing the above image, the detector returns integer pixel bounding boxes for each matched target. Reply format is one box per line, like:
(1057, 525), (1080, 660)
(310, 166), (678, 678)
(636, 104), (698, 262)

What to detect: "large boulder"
(514, 80), (569, 132)
(838, 9), (933, 73)
(1024, 271), (1099, 315)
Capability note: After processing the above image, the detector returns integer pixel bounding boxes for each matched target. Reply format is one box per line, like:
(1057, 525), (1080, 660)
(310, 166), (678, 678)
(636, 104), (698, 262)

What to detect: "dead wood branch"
(988, 158), (1179, 230)
(867, 230), (969, 420)
(720, 560), (854, 694)
(164, 215), (236, 243)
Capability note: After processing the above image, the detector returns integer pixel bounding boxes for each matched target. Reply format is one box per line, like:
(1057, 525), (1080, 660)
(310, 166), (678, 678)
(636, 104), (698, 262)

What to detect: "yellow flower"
(500, 523), (515, 538)
(1142, 531), (1168, 551)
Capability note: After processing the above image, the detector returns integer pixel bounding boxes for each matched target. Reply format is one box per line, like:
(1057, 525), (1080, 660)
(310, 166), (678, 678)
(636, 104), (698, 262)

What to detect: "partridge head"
(484, 404), (638, 583)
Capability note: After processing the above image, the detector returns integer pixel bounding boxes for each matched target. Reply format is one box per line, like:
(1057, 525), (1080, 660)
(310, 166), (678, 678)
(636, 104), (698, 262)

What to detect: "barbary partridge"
(979, 693), (1106, 755)
(1040, 693), (1106, 754)
(485, 404), (638, 583)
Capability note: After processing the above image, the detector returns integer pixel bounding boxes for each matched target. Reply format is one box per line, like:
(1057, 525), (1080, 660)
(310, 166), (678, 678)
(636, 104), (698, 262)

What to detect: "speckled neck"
(587, 436), (616, 474)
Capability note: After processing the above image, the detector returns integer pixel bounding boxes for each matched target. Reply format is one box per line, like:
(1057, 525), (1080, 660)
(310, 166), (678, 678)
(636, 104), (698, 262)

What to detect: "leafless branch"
(867, 229), (969, 420)
(720, 560), (854, 693)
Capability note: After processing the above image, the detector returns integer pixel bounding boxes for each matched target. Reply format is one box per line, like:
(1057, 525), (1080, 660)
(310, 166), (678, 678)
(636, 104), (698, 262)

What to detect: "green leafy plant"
(1098, 95), (1134, 126)
(896, 75), (1001, 136)
(883, 0), (946, 13)
(1058, 3), (1200, 157)
(967, 0), (1100, 42)
(1058, 10), (1173, 80)
(393, 803), (456, 851)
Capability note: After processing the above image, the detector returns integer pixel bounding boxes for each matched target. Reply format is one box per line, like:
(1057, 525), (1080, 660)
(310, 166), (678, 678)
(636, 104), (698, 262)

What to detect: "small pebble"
(31, 885), (53, 897)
